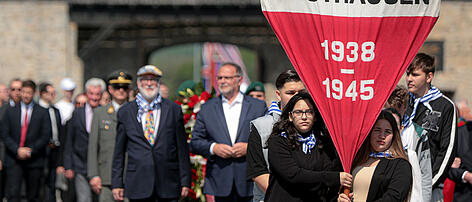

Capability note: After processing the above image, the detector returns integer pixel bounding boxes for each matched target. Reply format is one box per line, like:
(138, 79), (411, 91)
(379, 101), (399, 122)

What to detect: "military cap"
(107, 70), (132, 86)
(137, 65), (163, 77)
(245, 81), (265, 95)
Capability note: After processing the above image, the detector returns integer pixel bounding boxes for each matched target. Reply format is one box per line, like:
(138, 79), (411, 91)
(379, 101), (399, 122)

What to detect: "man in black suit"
(112, 65), (191, 202)
(64, 78), (106, 202)
(0, 80), (51, 202)
(0, 78), (23, 200)
(38, 82), (64, 202)
(190, 63), (267, 202)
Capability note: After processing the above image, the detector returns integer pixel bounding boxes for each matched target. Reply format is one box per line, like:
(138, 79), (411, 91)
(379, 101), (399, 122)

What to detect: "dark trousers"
(214, 183), (252, 202)
(5, 163), (42, 202)
(46, 147), (59, 202)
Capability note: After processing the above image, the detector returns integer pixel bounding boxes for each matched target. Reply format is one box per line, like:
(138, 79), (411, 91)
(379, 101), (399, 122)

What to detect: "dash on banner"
(340, 69), (354, 74)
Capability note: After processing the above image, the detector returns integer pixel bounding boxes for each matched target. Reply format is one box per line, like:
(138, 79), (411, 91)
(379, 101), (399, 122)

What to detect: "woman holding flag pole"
(265, 92), (352, 201)
(338, 110), (412, 202)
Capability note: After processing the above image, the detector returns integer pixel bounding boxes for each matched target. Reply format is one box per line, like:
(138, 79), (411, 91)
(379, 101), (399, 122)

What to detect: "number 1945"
(322, 78), (374, 101)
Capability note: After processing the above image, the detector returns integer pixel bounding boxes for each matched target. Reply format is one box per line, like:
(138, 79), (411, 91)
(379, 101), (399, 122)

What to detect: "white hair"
(85, 78), (106, 93)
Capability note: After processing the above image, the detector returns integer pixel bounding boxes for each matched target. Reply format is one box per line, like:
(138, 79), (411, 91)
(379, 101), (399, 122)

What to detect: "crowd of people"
(0, 52), (470, 202)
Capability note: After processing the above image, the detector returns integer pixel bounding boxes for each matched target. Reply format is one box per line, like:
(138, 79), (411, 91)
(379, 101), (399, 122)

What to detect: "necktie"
(144, 110), (156, 145)
(20, 106), (29, 147)
(49, 108), (59, 146)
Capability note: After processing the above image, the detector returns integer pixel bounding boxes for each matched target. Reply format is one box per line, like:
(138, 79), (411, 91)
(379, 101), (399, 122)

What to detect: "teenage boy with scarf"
(403, 53), (457, 202)
(246, 70), (305, 202)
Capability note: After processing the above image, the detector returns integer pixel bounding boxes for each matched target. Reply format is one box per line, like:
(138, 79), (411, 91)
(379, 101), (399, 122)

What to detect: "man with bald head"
(190, 63), (267, 202)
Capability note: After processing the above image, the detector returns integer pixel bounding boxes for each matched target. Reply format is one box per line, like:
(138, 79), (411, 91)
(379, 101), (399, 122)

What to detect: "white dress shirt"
(55, 99), (74, 125)
(111, 100), (123, 112)
(210, 92), (244, 155)
(20, 101), (34, 126)
(85, 103), (94, 134)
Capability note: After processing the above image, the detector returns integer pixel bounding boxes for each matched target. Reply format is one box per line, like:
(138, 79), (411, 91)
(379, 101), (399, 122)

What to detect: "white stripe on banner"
(261, 0), (440, 18)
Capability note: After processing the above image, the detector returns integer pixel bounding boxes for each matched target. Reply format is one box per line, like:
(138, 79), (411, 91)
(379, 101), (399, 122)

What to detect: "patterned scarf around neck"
(267, 101), (282, 115)
(281, 131), (317, 154)
(369, 150), (393, 158)
(402, 85), (442, 128)
(136, 93), (162, 122)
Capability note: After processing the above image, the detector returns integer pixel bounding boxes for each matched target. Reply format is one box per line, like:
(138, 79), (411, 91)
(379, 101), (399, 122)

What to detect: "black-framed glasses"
(291, 110), (314, 118)
(216, 75), (240, 80)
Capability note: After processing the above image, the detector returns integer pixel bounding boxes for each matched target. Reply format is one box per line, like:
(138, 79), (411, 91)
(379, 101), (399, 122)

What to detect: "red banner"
(262, 0), (440, 172)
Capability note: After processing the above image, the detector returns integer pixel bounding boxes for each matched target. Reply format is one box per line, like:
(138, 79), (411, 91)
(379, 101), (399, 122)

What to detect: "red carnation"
(184, 113), (191, 122)
(190, 95), (199, 103)
(200, 91), (211, 101)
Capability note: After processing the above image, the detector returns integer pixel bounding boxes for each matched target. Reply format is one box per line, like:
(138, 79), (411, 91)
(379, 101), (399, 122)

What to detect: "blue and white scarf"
(402, 86), (442, 128)
(267, 101), (282, 115)
(369, 150), (393, 158)
(136, 93), (162, 123)
(281, 132), (317, 154)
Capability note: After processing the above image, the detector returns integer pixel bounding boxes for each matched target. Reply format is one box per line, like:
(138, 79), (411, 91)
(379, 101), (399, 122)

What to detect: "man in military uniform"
(88, 71), (132, 202)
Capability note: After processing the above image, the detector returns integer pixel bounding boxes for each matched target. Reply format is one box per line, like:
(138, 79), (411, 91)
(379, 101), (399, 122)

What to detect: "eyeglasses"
(10, 88), (21, 91)
(216, 75), (240, 80)
(291, 110), (314, 118)
(139, 77), (160, 83)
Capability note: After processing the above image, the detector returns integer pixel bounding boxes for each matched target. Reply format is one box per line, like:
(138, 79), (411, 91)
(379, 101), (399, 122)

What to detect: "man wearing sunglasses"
(88, 71), (132, 202)
(7, 78), (22, 107)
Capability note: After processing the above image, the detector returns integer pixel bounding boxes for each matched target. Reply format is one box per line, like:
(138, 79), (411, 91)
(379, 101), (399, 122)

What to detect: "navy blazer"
(111, 98), (191, 200)
(190, 94), (267, 197)
(0, 103), (51, 168)
(64, 106), (89, 174)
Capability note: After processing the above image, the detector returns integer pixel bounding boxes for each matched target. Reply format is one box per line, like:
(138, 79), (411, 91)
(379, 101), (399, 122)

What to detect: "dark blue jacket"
(111, 98), (191, 199)
(190, 94), (266, 197)
(64, 106), (89, 174)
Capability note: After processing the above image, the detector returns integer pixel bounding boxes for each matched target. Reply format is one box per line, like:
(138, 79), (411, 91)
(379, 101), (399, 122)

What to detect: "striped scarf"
(369, 150), (392, 158)
(281, 131), (317, 154)
(136, 93), (162, 122)
(402, 86), (443, 128)
(267, 101), (282, 115)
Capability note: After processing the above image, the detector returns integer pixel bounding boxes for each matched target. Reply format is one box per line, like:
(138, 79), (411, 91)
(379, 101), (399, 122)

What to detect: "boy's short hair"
(407, 53), (435, 75)
(275, 69), (302, 90)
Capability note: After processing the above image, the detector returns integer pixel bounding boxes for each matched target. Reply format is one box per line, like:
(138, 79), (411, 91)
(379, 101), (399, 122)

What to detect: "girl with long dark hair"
(265, 92), (352, 201)
(338, 110), (412, 202)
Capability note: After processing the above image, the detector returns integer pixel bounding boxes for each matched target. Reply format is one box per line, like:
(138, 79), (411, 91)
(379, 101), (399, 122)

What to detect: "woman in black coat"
(338, 110), (412, 202)
(265, 92), (352, 202)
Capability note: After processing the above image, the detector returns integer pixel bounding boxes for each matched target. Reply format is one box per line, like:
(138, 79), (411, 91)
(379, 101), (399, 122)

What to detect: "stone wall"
(0, 1), (83, 100)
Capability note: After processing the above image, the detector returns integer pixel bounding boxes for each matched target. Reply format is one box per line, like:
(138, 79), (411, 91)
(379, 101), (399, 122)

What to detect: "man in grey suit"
(88, 71), (132, 202)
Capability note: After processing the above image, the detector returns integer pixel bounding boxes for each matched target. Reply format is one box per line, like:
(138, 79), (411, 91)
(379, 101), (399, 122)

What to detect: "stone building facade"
(0, 1), (83, 98)
(0, 0), (470, 107)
